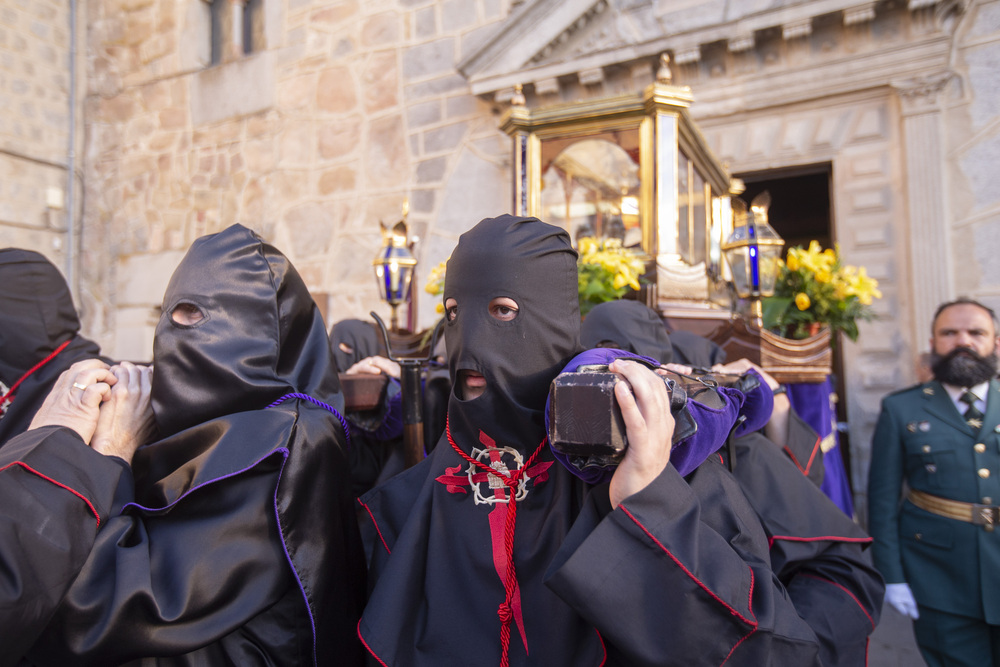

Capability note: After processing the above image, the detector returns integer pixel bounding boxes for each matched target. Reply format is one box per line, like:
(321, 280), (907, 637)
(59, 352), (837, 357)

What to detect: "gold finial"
(511, 83), (526, 106)
(656, 53), (673, 84)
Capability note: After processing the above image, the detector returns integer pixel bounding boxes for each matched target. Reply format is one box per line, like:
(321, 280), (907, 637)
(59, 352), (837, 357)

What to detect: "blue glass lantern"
(373, 209), (417, 332)
(722, 192), (783, 325)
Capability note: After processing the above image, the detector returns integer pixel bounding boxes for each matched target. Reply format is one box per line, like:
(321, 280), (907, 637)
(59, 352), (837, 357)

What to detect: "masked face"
(442, 215), (580, 449)
(329, 319), (384, 373)
(152, 224), (340, 437)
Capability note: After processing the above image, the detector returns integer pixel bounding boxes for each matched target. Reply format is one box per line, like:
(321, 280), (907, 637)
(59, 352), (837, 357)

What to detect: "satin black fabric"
(580, 299), (674, 363)
(152, 226), (342, 438)
(26, 224), (365, 665)
(442, 214), (581, 451)
(359, 216), (828, 666)
(0, 249), (105, 446)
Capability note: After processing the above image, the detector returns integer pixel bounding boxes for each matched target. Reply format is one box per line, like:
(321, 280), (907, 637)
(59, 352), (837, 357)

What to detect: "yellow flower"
(815, 269), (832, 284)
(424, 260), (448, 295)
(786, 253), (799, 272)
(795, 293), (811, 310)
(435, 302), (445, 314)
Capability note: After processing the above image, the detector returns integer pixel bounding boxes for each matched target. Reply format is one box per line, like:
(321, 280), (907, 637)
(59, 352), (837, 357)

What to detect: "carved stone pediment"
(458, 0), (968, 99)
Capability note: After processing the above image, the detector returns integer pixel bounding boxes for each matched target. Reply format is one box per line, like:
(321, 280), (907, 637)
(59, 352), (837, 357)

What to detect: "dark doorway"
(734, 163), (854, 498)
(735, 164), (832, 253)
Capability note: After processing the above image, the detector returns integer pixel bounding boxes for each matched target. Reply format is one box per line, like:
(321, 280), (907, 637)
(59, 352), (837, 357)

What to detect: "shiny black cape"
(0, 427), (128, 667)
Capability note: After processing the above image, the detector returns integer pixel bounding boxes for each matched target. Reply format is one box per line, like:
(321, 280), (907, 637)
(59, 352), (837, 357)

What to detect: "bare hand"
(28, 359), (116, 444)
(662, 362), (693, 376)
(345, 355), (401, 380)
(608, 359), (675, 509)
(91, 362), (156, 465)
(711, 359), (778, 391)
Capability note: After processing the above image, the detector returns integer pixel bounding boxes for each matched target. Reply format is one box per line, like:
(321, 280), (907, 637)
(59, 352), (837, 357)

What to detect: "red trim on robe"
(0, 460), (100, 528)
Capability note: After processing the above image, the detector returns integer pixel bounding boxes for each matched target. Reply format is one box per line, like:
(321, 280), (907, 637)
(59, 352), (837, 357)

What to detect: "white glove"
(885, 582), (920, 619)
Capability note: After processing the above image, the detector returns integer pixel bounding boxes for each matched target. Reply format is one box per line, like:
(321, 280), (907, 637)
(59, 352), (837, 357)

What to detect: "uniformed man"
(869, 298), (1000, 666)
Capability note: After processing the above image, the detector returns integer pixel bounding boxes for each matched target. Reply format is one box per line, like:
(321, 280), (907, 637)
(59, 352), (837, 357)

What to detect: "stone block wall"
(0, 0), (77, 288)
(80, 0), (515, 359)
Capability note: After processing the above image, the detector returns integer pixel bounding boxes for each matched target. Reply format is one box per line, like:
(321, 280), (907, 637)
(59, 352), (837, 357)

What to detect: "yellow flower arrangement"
(576, 236), (646, 316)
(763, 241), (881, 342)
(424, 260), (448, 314)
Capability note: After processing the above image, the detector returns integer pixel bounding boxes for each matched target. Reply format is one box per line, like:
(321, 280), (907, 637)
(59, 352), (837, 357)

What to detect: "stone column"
(893, 71), (954, 343)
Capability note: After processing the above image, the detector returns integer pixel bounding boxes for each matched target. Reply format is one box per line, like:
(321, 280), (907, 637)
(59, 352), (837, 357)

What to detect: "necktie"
(961, 391), (984, 429)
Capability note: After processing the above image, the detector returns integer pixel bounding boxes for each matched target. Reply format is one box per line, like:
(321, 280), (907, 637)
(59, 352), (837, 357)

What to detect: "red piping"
(0, 339), (72, 406)
(0, 460), (100, 528)
(798, 573), (875, 630)
(618, 504), (758, 628)
(357, 498), (391, 555)
(357, 619), (390, 667)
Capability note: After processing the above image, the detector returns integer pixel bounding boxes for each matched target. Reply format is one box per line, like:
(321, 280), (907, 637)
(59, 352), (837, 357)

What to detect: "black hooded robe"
(358, 215), (827, 666)
(580, 298), (883, 666)
(23, 225), (366, 665)
(0, 427), (128, 667)
(0, 249), (106, 446)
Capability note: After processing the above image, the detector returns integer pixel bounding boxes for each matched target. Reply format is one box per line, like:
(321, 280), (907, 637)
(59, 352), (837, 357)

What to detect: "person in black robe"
(358, 214), (843, 666)
(580, 298), (884, 665)
(330, 318), (405, 496)
(0, 249), (108, 446)
(23, 224), (366, 665)
(0, 357), (152, 667)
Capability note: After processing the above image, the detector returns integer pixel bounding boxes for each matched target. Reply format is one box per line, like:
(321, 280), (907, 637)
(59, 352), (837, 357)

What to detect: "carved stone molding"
(892, 71), (954, 115)
(728, 34), (755, 52)
(843, 3), (877, 25)
(674, 45), (701, 65)
(782, 19), (812, 40)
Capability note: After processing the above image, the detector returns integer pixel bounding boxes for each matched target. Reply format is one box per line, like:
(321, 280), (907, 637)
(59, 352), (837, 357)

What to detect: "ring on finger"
(72, 382), (88, 391)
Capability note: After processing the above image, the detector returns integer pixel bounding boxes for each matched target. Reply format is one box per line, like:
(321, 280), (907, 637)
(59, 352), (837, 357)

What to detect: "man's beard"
(931, 346), (999, 387)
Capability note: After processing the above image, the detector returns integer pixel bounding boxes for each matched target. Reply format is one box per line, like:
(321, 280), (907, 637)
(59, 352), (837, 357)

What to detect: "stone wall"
(0, 0), (79, 294)
(81, 0), (515, 361)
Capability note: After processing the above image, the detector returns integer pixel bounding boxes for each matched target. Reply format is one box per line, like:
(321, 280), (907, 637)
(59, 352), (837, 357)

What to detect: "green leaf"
(762, 297), (792, 330)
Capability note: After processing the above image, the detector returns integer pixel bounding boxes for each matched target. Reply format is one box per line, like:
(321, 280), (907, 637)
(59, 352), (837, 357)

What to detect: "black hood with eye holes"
(443, 214), (580, 452)
(152, 224), (342, 438)
(329, 318), (384, 373)
(580, 299), (674, 364)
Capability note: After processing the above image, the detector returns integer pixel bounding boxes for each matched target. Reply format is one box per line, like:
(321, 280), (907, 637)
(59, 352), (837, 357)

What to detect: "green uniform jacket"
(868, 379), (1000, 621)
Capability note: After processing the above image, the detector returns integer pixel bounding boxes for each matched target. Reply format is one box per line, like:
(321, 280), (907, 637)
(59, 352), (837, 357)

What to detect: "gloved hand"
(885, 582), (920, 619)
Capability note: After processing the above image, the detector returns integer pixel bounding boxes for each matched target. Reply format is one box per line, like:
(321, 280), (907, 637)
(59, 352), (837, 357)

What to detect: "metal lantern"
(372, 205), (417, 332)
(721, 191), (784, 324)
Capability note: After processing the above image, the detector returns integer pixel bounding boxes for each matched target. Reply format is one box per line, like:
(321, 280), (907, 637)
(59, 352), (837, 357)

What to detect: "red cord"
(0, 339), (72, 407)
(447, 415), (547, 667)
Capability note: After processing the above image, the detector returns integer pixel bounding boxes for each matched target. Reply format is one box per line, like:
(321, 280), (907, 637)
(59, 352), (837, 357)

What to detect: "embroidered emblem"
(995, 425), (1000, 433)
(923, 387), (935, 395)
(907, 422), (917, 433)
(925, 463), (937, 473)
(0, 380), (9, 418)
(968, 418), (983, 430)
(919, 421), (931, 432)
(469, 445), (528, 505)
